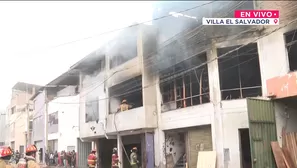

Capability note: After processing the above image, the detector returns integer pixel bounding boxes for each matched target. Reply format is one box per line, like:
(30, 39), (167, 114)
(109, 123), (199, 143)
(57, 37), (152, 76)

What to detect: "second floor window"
(85, 95), (99, 123)
(218, 43), (262, 100)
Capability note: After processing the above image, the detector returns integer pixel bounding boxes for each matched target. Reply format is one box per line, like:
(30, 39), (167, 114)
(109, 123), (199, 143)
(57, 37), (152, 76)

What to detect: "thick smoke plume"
(152, 1), (255, 73)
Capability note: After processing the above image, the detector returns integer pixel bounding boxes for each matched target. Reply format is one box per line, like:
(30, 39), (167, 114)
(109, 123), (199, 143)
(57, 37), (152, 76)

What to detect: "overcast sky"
(0, 1), (153, 109)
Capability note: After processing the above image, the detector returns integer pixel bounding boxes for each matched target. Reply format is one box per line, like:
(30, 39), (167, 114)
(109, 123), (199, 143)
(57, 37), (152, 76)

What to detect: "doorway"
(239, 128), (252, 168)
(122, 143), (141, 168)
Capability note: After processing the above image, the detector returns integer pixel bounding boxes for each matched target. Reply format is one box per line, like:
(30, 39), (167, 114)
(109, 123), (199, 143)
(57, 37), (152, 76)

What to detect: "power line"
(68, 1), (247, 96)
(49, 18), (297, 105)
(16, 1), (215, 55)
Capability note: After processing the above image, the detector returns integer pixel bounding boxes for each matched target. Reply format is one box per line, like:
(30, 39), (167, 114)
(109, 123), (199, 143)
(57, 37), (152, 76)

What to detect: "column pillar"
(154, 75), (166, 168)
(117, 134), (123, 168)
(207, 42), (224, 168)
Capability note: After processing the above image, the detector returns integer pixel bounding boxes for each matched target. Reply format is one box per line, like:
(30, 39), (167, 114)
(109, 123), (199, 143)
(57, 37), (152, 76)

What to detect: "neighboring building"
(8, 82), (40, 154)
(0, 110), (6, 145)
(30, 69), (89, 166)
(47, 85), (80, 153)
(30, 88), (46, 159)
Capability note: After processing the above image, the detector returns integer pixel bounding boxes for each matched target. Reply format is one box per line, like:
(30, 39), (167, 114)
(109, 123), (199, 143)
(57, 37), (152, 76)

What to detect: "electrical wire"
(63, 1), (248, 101)
(49, 17), (297, 105)
(15, 1), (215, 56)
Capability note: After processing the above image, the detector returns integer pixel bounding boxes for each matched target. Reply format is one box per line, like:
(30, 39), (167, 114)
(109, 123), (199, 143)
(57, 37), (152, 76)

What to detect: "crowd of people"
(45, 150), (76, 167)
(0, 147), (77, 168)
(0, 145), (40, 168)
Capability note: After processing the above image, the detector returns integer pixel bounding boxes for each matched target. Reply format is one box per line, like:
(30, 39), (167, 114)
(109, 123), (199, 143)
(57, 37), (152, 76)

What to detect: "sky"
(0, 1), (153, 109)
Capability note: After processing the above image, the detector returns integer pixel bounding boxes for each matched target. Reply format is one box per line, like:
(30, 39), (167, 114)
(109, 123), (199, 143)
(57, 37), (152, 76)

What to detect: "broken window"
(109, 76), (143, 113)
(218, 43), (262, 100)
(85, 94), (99, 123)
(285, 29), (297, 71)
(160, 52), (210, 112)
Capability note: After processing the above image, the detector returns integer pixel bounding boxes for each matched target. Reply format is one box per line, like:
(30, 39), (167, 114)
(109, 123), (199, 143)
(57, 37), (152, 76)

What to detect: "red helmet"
(0, 146), (13, 158)
(26, 145), (37, 154)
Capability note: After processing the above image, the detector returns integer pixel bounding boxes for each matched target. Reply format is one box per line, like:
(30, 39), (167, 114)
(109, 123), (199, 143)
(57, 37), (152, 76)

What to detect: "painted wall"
(9, 112), (27, 152)
(32, 91), (45, 142)
(221, 99), (249, 168)
(160, 103), (213, 130)
(0, 111), (6, 144)
(48, 90), (79, 152)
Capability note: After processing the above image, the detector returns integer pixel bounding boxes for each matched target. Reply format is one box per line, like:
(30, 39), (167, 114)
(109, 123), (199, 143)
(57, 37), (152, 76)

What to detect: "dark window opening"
(85, 95), (99, 123)
(11, 106), (16, 114)
(109, 76), (143, 113)
(218, 43), (262, 100)
(239, 128), (251, 168)
(160, 53), (210, 112)
(285, 29), (297, 71)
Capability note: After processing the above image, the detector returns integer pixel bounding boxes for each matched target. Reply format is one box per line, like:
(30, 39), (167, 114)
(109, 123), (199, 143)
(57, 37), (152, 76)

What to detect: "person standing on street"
(15, 150), (20, 164)
(111, 148), (120, 168)
(130, 147), (139, 168)
(87, 150), (97, 168)
(24, 145), (40, 168)
(0, 146), (13, 168)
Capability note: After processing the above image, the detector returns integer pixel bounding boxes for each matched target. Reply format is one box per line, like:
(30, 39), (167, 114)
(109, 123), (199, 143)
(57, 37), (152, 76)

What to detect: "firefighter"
(130, 147), (139, 168)
(87, 149), (97, 168)
(117, 99), (132, 112)
(0, 146), (13, 168)
(111, 148), (120, 168)
(24, 145), (40, 168)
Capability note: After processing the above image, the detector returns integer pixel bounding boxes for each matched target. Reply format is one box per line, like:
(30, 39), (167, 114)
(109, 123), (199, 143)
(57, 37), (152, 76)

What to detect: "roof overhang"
(70, 48), (105, 71)
(12, 82), (42, 92)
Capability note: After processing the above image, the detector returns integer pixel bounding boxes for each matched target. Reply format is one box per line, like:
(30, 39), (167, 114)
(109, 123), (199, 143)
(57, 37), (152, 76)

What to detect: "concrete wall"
(274, 100), (297, 146)
(165, 132), (185, 164)
(221, 99), (249, 168)
(160, 103), (213, 130)
(79, 71), (107, 138)
(9, 112), (27, 151)
(48, 95), (79, 152)
(32, 91), (45, 142)
(79, 25), (158, 139)
(0, 111), (6, 144)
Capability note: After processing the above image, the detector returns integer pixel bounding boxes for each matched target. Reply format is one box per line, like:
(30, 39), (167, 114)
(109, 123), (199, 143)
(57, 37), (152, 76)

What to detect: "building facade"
(71, 1), (297, 168)
(8, 82), (40, 154)
(47, 86), (80, 153)
(0, 110), (7, 146)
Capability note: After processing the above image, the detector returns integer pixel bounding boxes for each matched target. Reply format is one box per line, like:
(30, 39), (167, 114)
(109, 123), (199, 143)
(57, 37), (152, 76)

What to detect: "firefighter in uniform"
(117, 99), (132, 112)
(0, 146), (13, 168)
(130, 147), (139, 168)
(87, 150), (97, 168)
(111, 148), (120, 168)
(24, 145), (40, 168)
